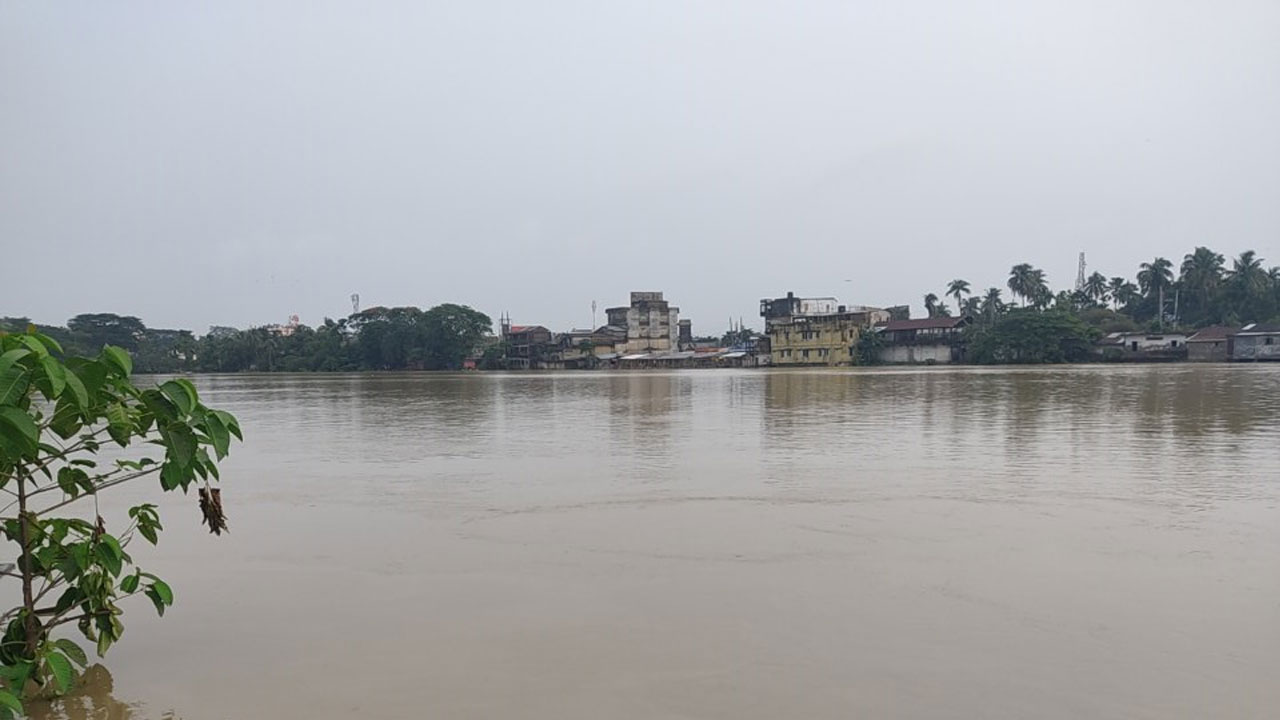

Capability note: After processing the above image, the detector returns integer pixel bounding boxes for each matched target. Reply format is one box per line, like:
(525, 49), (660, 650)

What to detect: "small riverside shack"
(1095, 332), (1188, 362)
(1232, 323), (1280, 361)
(1186, 326), (1238, 362)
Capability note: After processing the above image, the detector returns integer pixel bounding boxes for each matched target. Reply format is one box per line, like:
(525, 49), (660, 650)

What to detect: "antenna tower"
(1075, 253), (1087, 292)
(350, 293), (360, 314)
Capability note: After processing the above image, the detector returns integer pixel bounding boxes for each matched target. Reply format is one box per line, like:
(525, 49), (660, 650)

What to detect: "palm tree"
(1228, 250), (1267, 295)
(1083, 272), (1108, 305)
(923, 293), (943, 318)
(1026, 268), (1050, 309)
(1008, 264), (1038, 306)
(1117, 281), (1140, 309)
(946, 279), (970, 316)
(1137, 257), (1174, 298)
(961, 296), (982, 318)
(1180, 246), (1224, 296)
(980, 287), (1003, 322)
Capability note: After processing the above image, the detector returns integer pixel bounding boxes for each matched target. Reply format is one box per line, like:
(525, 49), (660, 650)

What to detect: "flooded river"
(25, 366), (1280, 719)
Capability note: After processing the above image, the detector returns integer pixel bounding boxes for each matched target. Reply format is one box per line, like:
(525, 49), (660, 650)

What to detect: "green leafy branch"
(0, 328), (241, 717)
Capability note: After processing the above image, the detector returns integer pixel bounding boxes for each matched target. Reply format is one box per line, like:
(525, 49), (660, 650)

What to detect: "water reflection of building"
(760, 291), (888, 366)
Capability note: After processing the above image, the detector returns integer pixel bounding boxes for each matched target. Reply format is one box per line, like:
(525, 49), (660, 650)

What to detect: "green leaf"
(141, 390), (178, 422)
(0, 689), (22, 715)
(15, 335), (48, 358)
(150, 578), (173, 606)
(159, 460), (184, 491)
(104, 403), (131, 447)
(68, 358), (106, 398)
(0, 348), (31, 375)
(101, 534), (127, 564)
(53, 587), (81, 614)
(39, 356), (66, 398)
(160, 379), (197, 416)
(95, 543), (122, 576)
(0, 406), (39, 455)
(33, 332), (63, 355)
(53, 639), (88, 668)
(145, 587), (166, 617)
(212, 409), (242, 440)
(57, 466), (87, 499)
(49, 397), (83, 440)
(0, 364), (27, 407)
(95, 630), (112, 657)
(162, 424), (197, 469)
(62, 368), (89, 409)
(202, 412), (231, 459)
(100, 345), (133, 376)
(120, 573), (140, 593)
(0, 661), (32, 697)
(44, 651), (73, 693)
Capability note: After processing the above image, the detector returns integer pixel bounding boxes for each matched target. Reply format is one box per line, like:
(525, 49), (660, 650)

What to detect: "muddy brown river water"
(20, 366), (1280, 719)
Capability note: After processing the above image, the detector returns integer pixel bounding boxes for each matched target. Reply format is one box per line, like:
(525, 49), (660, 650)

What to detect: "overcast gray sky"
(3, 1), (1278, 334)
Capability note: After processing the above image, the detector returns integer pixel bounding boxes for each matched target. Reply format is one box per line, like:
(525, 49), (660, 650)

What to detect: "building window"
(802, 349), (811, 359)
(1267, 338), (1275, 346)
(1171, 340), (1178, 348)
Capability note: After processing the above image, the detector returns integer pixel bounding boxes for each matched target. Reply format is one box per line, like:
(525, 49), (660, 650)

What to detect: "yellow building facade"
(761, 292), (888, 366)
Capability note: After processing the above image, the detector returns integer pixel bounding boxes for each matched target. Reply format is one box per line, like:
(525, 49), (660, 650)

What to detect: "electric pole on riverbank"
(1075, 253), (1087, 293)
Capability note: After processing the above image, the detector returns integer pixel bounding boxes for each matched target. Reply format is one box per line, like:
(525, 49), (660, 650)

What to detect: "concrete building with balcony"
(875, 316), (972, 364)
(606, 291), (680, 354)
(500, 316), (554, 369)
(760, 291), (888, 366)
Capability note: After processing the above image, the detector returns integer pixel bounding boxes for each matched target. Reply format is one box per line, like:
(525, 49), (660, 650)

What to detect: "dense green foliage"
(854, 327), (885, 365)
(4, 304), (493, 374)
(0, 328), (240, 716)
(968, 310), (1100, 364)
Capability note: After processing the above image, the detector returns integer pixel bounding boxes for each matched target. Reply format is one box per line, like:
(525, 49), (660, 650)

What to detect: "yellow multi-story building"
(760, 292), (888, 366)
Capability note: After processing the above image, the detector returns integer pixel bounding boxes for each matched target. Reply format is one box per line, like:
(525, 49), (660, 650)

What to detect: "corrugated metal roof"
(1237, 323), (1280, 335)
(1187, 326), (1239, 342)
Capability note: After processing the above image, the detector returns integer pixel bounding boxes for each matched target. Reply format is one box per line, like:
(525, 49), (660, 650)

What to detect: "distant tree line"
(924, 247), (1280, 364)
(1, 304), (492, 373)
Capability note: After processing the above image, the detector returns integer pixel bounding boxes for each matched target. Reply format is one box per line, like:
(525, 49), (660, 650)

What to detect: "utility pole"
(1158, 285), (1165, 331)
(1075, 252), (1087, 293)
(591, 300), (597, 330)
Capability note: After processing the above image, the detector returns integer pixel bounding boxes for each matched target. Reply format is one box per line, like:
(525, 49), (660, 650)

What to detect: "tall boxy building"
(606, 292), (680, 354)
(760, 291), (888, 366)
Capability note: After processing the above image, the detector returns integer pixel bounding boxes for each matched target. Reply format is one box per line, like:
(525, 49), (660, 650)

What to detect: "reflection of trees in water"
(24, 665), (164, 720)
(757, 367), (1277, 494)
